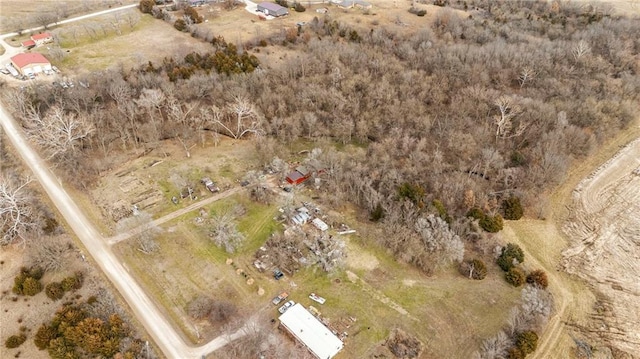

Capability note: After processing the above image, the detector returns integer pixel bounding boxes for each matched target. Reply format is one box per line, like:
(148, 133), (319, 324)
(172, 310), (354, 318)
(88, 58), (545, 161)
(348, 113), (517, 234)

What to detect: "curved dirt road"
(0, 99), (245, 358)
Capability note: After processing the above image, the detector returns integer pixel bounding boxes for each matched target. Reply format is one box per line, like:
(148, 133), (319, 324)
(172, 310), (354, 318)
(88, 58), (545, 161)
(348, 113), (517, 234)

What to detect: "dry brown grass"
(0, 0), (137, 33)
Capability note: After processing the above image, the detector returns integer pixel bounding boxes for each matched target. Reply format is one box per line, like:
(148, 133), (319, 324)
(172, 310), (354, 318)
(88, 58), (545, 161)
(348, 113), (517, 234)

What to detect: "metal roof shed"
(257, 2), (289, 17)
(279, 304), (343, 359)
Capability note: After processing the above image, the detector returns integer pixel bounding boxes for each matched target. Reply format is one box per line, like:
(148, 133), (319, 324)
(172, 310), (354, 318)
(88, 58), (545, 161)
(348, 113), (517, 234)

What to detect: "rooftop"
(11, 53), (50, 68)
(279, 303), (343, 359)
(31, 32), (52, 40)
(258, 2), (286, 11)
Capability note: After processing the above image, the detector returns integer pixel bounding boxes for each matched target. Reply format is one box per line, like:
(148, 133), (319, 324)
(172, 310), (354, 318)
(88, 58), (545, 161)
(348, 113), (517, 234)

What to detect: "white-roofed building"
(279, 303), (343, 359)
(312, 218), (329, 231)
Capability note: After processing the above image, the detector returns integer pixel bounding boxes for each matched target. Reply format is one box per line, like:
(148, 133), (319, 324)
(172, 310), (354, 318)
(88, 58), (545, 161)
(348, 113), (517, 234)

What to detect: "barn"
(279, 303), (343, 359)
(10, 53), (52, 76)
(286, 166), (311, 185)
(257, 2), (289, 17)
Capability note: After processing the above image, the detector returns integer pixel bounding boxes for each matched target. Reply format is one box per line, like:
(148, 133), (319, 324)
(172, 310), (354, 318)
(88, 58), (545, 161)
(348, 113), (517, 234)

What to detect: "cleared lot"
(562, 137), (640, 355)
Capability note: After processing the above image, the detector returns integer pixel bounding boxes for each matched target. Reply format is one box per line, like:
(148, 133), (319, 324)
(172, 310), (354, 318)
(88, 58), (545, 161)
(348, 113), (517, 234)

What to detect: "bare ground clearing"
(561, 135), (640, 356)
(497, 114), (640, 358)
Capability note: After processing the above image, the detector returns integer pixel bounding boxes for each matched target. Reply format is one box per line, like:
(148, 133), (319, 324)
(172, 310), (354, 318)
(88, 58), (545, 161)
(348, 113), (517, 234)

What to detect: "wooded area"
(2, 1), (639, 270)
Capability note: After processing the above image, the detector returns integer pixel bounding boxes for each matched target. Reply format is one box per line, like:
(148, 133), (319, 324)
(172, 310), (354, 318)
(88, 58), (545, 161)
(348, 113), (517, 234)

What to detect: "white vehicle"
(278, 300), (295, 314)
(309, 293), (326, 304)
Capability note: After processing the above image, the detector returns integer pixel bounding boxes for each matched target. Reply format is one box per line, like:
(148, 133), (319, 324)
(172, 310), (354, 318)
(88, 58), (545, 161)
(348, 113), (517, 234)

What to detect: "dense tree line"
(2, 1), (638, 270)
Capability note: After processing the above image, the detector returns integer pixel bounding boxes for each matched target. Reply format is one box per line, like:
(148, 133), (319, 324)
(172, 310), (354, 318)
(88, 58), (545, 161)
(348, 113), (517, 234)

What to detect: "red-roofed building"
(21, 40), (36, 49)
(30, 32), (53, 45)
(10, 53), (52, 75)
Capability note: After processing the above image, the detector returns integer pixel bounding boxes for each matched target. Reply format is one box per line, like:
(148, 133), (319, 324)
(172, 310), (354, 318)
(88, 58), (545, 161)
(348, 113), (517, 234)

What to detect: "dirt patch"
(344, 238), (380, 271)
(561, 137), (640, 356)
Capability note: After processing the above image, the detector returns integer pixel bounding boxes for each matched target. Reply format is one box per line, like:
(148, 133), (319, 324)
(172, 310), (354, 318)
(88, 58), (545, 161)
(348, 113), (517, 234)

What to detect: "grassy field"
(0, 0), (137, 33)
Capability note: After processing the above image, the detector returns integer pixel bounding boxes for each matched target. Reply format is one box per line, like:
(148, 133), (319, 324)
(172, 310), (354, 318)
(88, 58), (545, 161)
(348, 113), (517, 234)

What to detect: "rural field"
(90, 136), (522, 358)
(1, 0), (640, 358)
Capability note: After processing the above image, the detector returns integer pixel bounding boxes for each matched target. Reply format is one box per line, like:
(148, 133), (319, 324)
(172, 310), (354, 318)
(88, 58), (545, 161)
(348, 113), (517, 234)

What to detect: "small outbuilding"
(10, 53), (52, 75)
(279, 303), (343, 359)
(257, 2), (289, 17)
(312, 218), (329, 232)
(30, 32), (53, 46)
(21, 40), (36, 49)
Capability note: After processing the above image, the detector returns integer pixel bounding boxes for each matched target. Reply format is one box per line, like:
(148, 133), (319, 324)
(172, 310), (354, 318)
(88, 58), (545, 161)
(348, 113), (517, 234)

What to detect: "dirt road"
(0, 96), (245, 358)
(108, 186), (245, 245)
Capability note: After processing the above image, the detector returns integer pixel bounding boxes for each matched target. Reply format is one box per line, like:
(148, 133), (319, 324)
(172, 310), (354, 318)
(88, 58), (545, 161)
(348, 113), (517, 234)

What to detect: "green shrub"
(174, 19), (186, 31)
(497, 254), (515, 271)
(506, 346), (525, 359)
(502, 196), (524, 220)
(294, 2), (306, 12)
(34, 325), (56, 350)
(12, 272), (28, 295)
(369, 202), (385, 222)
(45, 282), (65, 301)
(466, 207), (485, 220)
(22, 277), (43, 296)
(12, 267), (45, 295)
(516, 331), (538, 355)
(526, 269), (549, 289)
(5, 334), (27, 349)
(139, 0), (155, 14)
(460, 259), (487, 280)
(510, 150), (527, 167)
(505, 267), (526, 287)
(184, 6), (203, 23)
(398, 183), (425, 206)
(503, 243), (525, 263)
(480, 213), (503, 232)
(28, 266), (44, 280)
(61, 272), (83, 292)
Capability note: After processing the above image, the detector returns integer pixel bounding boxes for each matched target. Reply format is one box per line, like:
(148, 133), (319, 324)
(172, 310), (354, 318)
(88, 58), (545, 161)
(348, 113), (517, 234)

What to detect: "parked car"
(278, 300), (295, 314)
(271, 292), (289, 306)
(309, 293), (326, 304)
(201, 177), (220, 192)
(273, 269), (284, 280)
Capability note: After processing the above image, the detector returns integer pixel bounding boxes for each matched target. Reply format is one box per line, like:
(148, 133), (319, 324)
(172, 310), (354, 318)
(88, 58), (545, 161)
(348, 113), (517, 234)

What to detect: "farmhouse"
(10, 53), (52, 75)
(31, 32), (53, 46)
(257, 2), (289, 17)
(279, 303), (343, 359)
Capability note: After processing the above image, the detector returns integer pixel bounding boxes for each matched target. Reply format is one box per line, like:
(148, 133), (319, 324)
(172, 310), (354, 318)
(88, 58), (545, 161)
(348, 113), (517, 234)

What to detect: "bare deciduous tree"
(472, 330), (511, 359)
(25, 106), (94, 160)
(1, 176), (37, 246)
(27, 235), (73, 272)
(205, 97), (264, 139)
(304, 233), (346, 272)
(186, 295), (215, 319)
(414, 214), (465, 266)
(518, 67), (535, 89)
(209, 210), (245, 253)
(493, 95), (526, 139)
(116, 212), (160, 254)
(572, 40), (591, 61)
